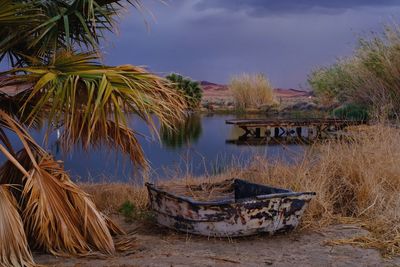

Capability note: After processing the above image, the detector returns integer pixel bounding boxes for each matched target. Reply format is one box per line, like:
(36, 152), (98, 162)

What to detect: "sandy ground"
(35, 218), (400, 267)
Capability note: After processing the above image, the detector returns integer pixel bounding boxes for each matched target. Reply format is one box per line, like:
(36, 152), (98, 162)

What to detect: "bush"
(229, 73), (275, 110)
(166, 73), (202, 109)
(332, 103), (369, 121)
(308, 61), (355, 105)
(119, 201), (137, 219)
(118, 200), (154, 222)
(308, 24), (400, 118)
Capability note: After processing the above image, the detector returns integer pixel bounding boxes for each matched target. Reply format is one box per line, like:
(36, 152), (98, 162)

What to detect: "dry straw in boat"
(158, 179), (234, 202)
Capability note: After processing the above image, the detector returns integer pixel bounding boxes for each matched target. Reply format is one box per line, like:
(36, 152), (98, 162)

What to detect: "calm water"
(3, 114), (306, 182)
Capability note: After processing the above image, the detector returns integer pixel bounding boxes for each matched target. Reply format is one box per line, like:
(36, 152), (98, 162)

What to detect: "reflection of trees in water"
(160, 114), (202, 148)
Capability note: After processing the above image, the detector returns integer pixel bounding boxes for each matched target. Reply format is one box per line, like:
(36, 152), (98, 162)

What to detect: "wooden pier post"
(265, 128), (271, 137)
(296, 127), (302, 137)
(274, 127), (279, 138)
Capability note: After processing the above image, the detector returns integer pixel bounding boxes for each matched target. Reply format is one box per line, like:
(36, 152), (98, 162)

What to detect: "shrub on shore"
(229, 73), (276, 110)
(84, 124), (400, 257)
(332, 103), (369, 121)
(308, 24), (400, 118)
(308, 60), (355, 105)
(166, 73), (202, 109)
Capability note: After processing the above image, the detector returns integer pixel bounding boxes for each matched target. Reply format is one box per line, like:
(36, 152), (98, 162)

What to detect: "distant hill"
(273, 88), (312, 98)
(200, 81), (228, 91)
(200, 81), (312, 99)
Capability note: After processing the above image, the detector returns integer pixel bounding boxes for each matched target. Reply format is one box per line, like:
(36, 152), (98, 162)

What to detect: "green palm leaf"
(0, 0), (150, 64)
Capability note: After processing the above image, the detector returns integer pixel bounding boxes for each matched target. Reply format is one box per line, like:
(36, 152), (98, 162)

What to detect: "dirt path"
(35, 221), (400, 267)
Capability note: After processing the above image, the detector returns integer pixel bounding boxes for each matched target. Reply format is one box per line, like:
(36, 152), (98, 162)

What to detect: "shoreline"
(35, 219), (400, 267)
(30, 124), (400, 265)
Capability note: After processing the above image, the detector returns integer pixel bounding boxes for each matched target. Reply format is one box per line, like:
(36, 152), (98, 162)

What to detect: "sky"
(3, 1), (400, 89)
(101, 0), (400, 89)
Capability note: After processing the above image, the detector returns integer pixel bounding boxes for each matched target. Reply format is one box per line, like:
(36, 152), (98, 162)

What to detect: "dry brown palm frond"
(0, 110), (128, 256)
(0, 148), (121, 256)
(61, 113), (148, 167)
(0, 185), (35, 267)
(22, 154), (117, 256)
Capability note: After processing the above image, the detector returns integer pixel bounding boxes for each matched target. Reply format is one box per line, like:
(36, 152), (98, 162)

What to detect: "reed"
(308, 24), (400, 118)
(229, 73), (275, 110)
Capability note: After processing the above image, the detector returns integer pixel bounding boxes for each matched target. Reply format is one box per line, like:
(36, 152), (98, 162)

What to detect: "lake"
(2, 114), (306, 182)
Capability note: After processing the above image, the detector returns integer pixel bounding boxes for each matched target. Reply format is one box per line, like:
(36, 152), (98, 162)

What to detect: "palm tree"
(166, 73), (202, 109)
(0, 0), (186, 265)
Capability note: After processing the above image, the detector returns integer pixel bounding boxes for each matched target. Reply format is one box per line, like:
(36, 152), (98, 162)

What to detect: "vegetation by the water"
(83, 124), (400, 257)
(166, 73), (203, 109)
(308, 25), (400, 118)
(332, 103), (369, 121)
(229, 73), (276, 110)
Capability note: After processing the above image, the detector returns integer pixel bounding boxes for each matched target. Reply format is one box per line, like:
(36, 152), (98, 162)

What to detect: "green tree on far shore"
(167, 73), (203, 109)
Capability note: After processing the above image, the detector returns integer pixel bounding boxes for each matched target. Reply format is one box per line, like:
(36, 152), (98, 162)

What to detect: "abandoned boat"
(146, 179), (316, 237)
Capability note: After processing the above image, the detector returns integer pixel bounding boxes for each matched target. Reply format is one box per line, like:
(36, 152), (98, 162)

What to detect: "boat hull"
(146, 179), (315, 237)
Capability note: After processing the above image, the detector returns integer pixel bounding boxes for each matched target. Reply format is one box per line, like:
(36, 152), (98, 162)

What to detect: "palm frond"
(0, 91), (45, 129)
(22, 153), (116, 255)
(0, 0), (42, 65)
(0, 0), (150, 64)
(0, 110), (128, 256)
(0, 185), (35, 267)
(2, 51), (187, 166)
(0, 0), (39, 25)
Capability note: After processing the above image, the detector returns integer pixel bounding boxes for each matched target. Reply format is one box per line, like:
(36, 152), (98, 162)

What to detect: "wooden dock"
(226, 118), (366, 145)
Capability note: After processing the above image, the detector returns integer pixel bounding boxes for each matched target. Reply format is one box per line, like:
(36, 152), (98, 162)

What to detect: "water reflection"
(160, 114), (202, 149)
(1, 114), (306, 182)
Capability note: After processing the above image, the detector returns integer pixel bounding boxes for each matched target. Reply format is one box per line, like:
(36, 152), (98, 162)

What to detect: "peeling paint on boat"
(146, 179), (315, 237)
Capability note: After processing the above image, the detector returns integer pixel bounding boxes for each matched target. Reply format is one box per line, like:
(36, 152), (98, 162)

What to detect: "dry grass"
(83, 124), (400, 257)
(80, 183), (148, 215)
(229, 73), (276, 109)
(157, 179), (234, 201)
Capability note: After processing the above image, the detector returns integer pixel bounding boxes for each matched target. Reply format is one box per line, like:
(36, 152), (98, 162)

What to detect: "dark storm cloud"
(195, 0), (400, 16)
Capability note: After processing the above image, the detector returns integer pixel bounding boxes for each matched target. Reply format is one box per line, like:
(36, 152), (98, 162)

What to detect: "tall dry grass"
(238, 125), (400, 257)
(229, 73), (275, 110)
(83, 125), (400, 257)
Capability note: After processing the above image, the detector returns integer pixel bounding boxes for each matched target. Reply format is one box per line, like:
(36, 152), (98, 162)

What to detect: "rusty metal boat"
(146, 179), (315, 237)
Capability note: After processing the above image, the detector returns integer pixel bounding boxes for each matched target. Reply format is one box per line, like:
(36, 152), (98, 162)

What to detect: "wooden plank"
(226, 118), (365, 128)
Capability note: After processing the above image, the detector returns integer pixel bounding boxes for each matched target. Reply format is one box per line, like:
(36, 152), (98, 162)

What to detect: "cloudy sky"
(3, 1), (400, 89)
(102, 0), (400, 88)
